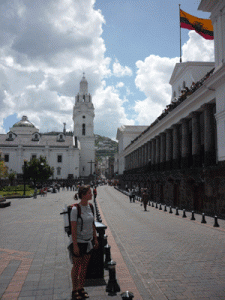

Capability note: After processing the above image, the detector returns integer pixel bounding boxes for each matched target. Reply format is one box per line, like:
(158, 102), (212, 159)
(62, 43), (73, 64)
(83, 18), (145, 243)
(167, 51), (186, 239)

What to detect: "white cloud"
(182, 31), (214, 62)
(113, 59), (133, 77)
(133, 31), (214, 125)
(116, 82), (124, 88)
(134, 55), (179, 124)
(93, 82), (134, 139)
(0, 0), (113, 134)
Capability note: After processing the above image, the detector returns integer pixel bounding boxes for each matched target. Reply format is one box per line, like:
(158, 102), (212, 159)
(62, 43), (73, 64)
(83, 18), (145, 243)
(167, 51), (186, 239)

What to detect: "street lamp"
(23, 160), (27, 196)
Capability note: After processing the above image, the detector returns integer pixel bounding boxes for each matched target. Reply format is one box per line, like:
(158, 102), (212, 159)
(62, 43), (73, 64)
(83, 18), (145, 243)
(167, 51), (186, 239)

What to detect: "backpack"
(60, 203), (95, 237)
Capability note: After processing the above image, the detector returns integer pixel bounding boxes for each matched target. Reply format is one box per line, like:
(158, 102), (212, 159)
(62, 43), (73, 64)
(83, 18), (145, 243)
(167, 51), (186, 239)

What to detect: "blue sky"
(0, 0), (214, 139)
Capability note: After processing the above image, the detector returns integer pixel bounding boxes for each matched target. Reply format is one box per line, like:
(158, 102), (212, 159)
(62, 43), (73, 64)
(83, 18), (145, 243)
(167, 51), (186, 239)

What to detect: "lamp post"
(40, 162), (44, 189)
(23, 160), (27, 196)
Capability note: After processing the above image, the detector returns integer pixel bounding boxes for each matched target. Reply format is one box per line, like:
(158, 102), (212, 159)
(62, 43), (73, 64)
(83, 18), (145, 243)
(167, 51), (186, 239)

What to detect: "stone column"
(165, 129), (173, 170)
(172, 124), (181, 169)
(181, 118), (190, 169)
(147, 141), (151, 170)
(160, 133), (166, 171)
(191, 112), (201, 167)
(155, 136), (160, 171)
(130, 153), (133, 169)
(138, 147), (141, 167)
(142, 145), (145, 166)
(203, 103), (216, 166)
(151, 138), (156, 171)
(145, 143), (148, 165)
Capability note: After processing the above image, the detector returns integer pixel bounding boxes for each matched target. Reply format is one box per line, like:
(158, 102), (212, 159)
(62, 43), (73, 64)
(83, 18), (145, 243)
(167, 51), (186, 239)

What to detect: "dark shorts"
(68, 242), (93, 262)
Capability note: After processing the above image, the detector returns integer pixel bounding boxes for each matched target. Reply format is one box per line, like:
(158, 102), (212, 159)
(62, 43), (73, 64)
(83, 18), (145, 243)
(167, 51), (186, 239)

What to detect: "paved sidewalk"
(0, 190), (127, 300)
(97, 185), (225, 300)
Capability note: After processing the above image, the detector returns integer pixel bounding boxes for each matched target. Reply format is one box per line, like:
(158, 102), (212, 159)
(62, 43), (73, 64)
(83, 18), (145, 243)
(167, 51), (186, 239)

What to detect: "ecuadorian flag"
(180, 9), (214, 40)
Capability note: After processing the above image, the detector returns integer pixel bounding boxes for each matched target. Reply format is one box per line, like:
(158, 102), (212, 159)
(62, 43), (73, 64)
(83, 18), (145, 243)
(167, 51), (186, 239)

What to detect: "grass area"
(0, 185), (39, 197)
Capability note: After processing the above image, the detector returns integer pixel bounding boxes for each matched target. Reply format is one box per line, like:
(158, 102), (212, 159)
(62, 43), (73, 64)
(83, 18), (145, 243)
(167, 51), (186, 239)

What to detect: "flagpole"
(179, 4), (182, 62)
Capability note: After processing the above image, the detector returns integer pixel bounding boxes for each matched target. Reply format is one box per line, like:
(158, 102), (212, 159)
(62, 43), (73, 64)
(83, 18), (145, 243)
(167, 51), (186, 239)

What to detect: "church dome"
(10, 116), (39, 135)
(13, 116), (35, 128)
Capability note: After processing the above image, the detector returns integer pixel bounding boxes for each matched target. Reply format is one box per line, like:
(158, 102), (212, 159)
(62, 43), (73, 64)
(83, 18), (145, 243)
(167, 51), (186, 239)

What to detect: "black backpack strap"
(89, 203), (94, 217)
(89, 203), (96, 227)
(74, 204), (83, 231)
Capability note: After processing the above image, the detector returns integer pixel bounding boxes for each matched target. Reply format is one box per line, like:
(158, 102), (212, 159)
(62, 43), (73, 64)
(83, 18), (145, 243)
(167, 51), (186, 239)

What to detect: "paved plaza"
(0, 185), (225, 300)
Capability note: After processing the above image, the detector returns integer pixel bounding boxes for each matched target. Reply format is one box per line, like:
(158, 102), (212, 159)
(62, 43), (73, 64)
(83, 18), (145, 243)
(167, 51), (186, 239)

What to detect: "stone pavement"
(1, 186), (225, 300)
(96, 186), (225, 300)
(0, 188), (139, 300)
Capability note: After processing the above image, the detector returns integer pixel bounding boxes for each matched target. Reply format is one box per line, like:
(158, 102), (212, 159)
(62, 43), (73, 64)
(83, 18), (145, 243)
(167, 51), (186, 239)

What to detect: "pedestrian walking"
(142, 189), (149, 211)
(132, 188), (136, 202)
(128, 189), (132, 202)
(69, 185), (99, 300)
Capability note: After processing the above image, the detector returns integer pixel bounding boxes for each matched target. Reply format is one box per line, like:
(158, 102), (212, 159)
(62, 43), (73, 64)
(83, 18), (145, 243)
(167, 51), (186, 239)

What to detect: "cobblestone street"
(97, 185), (225, 300)
(0, 185), (225, 300)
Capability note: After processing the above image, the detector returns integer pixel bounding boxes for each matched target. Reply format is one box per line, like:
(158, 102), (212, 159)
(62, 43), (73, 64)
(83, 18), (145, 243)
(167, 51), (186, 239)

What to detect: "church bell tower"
(73, 74), (95, 177)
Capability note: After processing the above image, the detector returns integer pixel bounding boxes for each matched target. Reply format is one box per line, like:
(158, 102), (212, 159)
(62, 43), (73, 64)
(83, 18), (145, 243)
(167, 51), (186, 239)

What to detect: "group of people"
(127, 186), (150, 211)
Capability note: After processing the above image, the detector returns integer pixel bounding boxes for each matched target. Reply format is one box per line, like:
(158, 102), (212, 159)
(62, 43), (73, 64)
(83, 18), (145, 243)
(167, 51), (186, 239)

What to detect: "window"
(183, 81), (186, 88)
(82, 115), (85, 119)
(57, 167), (61, 175)
(83, 95), (85, 102)
(60, 134), (63, 139)
(82, 124), (85, 136)
(58, 155), (62, 163)
(9, 134), (12, 139)
(173, 91), (176, 98)
(31, 155), (36, 160)
(35, 134), (38, 139)
(4, 154), (9, 162)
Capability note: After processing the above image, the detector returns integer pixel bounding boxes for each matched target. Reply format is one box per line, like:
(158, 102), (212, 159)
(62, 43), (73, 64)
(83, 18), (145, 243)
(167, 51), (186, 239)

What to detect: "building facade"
(115, 125), (148, 175)
(0, 76), (95, 180)
(117, 0), (225, 218)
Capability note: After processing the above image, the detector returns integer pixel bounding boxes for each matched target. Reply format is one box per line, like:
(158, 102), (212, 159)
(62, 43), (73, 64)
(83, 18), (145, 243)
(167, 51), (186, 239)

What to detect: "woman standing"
(69, 185), (98, 300)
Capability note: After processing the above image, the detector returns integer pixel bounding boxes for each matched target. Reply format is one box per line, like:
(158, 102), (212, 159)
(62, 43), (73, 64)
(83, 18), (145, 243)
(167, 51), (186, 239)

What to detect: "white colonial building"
(114, 125), (148, 175)
(115, 0), (225, 218)
(0, 75), (95, 180)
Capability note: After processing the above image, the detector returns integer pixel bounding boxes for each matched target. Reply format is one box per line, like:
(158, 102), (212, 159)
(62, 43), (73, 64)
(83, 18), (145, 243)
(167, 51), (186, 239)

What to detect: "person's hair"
(78, 185), (90, 199)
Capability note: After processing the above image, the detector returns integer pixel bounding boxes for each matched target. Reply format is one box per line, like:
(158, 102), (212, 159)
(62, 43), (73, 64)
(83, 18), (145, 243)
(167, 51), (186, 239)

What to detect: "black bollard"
(214, 216), (220, 227)
(191, 211), (195, 220)
(121, 291), (134, 300)
(175, 207), (179, 215)
(201, 213), (207, 223)
(159, 203), (162, 210)
(104, 244), (111, 269)
(155, 202), (158, 209)
(106, 260), (120, 295)
(164, 205), (167, 212)
(169, 206), (173, 214)
(182, 209), (187, 218)
(148, 201), (151, 206)
(152, 202), (154, 207)
(103, 234), (108, 247)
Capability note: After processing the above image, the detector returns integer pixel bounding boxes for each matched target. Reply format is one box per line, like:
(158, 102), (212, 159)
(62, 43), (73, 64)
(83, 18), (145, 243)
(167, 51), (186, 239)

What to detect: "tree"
(0, 151), (8, 180)
(26, 156), (54, 186)
(8, 170), (17, 186)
